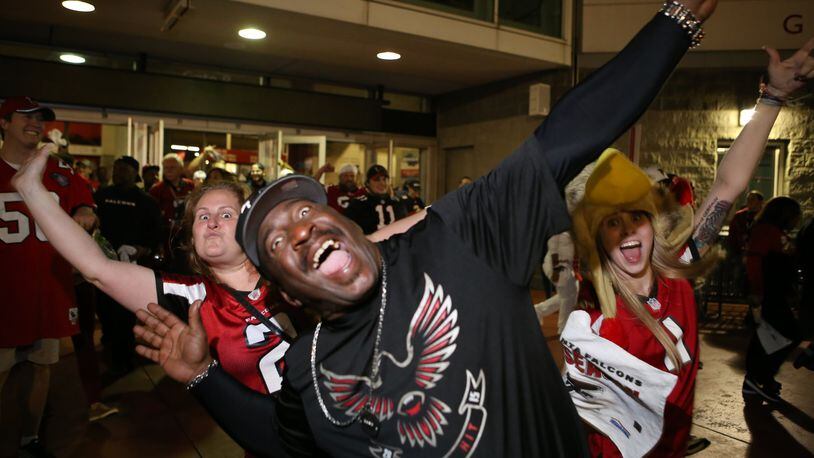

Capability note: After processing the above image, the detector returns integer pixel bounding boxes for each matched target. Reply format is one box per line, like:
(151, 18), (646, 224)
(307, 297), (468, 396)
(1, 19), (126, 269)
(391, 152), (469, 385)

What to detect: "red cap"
(0, 97), (56, 121)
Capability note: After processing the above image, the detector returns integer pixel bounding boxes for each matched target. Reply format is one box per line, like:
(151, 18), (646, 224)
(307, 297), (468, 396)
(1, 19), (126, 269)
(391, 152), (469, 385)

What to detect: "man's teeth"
(620, 241), (641, 249)
(312, 239), (340, 269)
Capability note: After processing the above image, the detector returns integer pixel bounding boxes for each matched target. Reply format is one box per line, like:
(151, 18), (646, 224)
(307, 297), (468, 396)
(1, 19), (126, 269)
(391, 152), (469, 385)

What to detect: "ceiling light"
(59, 53), (86, 64)
(238, 28), (266, 40)
(377, 51), (401, 61)
(62, 1), (95, 12)
(170, 144), (188, 151)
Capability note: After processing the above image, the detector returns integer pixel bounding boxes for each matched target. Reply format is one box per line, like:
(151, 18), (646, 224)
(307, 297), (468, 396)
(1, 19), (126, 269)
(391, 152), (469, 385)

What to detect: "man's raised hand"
(135, 301), (212, 385)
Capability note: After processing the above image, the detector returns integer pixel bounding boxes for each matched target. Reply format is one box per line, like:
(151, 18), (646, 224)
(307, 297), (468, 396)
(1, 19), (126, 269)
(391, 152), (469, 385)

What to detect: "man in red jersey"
(325, 163), (364, 214)
(0, 97), (95, 457)
(149, 153), (195, 272)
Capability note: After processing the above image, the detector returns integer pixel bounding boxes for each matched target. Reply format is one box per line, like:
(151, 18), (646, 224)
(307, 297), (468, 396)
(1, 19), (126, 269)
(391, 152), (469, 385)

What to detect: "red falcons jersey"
(155, 272), (294, 394)
(0, 156), (94, 346)
(325, 185), (364, 214)
(577, 277), (699, 457)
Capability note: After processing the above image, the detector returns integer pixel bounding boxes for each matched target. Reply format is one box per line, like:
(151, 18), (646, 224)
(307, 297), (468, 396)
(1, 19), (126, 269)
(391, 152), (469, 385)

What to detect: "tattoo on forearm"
(693, 198), (732, 249)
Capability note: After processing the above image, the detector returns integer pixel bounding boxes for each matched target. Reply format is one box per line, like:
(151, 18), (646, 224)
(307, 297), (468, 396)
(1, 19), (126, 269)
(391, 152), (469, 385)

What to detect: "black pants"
(745, 299), (801, 385)
(96, 291), (136, 373)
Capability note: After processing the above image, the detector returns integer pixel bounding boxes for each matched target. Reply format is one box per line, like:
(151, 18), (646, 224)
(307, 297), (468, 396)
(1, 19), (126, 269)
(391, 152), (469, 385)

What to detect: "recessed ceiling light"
(59, 53), (86, 64)
(62, 1), (95, 12)
(377, 51), (401, 61)
(238, 28), (266, 40)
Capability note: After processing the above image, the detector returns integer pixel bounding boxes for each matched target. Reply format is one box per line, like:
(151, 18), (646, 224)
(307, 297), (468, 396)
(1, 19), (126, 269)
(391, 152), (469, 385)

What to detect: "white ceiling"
(1, 0), (565, 95)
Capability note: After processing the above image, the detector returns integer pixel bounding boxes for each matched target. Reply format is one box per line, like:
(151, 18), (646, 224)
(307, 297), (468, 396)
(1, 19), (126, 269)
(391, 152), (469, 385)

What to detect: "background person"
(93, 155), (164, 375)
(345, 164), (406, 234)
(325, 163), (364, 214)
(0, 96), (96, 457)
(743, 196), (803, 401)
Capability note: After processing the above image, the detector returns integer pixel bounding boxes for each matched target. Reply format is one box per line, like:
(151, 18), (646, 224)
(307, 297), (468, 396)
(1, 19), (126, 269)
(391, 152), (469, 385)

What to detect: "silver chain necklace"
(310, 258), (388, 435)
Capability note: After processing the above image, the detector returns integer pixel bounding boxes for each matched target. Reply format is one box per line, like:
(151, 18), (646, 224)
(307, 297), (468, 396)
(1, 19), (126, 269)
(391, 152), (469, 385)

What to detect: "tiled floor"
(5, 299), (813, 457)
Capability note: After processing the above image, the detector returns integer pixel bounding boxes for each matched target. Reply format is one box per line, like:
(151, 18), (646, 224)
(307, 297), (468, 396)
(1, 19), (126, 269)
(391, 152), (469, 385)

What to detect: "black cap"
(236, 174), (327, 269)
(403, 178), (420, 191)
(366, 164), (389, 182)
(116, 156), (140, 173)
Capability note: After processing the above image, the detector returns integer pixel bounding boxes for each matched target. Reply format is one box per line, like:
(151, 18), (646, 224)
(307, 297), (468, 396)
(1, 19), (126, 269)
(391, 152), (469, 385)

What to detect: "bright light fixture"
(377, 51), (401, 61)
(170, 144), (188, 151)
(238, 28), (266, 40)
(59, 53), (86, 64)
(187, 146), (200, 152)
(62, 1), (95, 12)
(739, 108), (755, 126)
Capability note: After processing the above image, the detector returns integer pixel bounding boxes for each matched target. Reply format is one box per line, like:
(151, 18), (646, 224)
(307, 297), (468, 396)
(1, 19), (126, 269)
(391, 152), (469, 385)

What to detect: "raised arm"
(540, 0), (717, 188)
(692, 38), (814, 252)
(12, 146), (157, 312)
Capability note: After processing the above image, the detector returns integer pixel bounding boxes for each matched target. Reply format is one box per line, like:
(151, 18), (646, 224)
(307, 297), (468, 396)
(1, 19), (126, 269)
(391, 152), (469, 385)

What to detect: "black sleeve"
(431, 14), (691, 287)
(537, 14), (691, 187)
(190, 363), (292, 457)
(141, 192), (164, 250)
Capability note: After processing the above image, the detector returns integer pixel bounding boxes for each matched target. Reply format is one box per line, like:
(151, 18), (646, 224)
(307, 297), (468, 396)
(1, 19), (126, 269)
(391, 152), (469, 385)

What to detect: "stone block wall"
(436, 66), (814, 218)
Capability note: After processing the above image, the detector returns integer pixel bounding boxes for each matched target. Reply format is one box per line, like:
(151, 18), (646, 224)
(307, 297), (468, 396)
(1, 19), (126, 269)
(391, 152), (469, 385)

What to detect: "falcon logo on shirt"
(321, 273), (461, 449)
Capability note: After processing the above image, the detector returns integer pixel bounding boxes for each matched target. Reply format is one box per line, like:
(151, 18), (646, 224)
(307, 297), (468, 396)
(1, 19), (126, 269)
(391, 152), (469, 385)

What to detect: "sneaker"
(19, 439), (54, 458)
(686, 435), (711, 455)
(89, 401), (120, 422)
(743, 376), (781, 402)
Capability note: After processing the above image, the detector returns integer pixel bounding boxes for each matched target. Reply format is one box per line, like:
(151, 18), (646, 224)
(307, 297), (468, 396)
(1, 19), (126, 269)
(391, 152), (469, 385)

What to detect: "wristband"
(186, 359), (219, 390)
(660, 0), (705, 48)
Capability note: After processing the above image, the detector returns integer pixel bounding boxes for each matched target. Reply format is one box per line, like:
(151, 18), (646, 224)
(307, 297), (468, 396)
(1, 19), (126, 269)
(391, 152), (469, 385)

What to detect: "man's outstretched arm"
(540, 0), (717, 187)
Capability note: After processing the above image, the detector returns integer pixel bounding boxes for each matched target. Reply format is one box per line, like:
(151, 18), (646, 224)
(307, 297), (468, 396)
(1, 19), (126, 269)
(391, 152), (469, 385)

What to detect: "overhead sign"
(583, 0), (812, 53)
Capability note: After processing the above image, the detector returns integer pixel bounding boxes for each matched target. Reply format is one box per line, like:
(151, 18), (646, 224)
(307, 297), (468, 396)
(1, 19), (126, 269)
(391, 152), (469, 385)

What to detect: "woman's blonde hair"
(181, 181), (248, 279)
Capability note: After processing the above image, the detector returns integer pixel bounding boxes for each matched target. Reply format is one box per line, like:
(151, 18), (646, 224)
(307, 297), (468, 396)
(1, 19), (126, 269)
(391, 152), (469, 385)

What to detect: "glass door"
(280, 135), (326, 183)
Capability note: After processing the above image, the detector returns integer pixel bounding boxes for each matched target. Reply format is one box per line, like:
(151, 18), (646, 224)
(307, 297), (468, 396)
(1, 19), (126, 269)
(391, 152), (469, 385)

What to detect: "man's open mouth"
(312, 238), (352, 276)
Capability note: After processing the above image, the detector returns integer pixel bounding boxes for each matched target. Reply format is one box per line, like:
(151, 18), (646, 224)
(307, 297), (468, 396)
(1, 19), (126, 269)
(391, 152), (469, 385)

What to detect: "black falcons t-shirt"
(94, 185), (163, 250)
(345, 193), (407, 235)
(281, 133), (588, 457)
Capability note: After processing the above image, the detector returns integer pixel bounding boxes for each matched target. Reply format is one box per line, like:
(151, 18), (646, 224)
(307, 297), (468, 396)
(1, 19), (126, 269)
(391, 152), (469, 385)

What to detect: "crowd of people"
(2, 0), (814, 456)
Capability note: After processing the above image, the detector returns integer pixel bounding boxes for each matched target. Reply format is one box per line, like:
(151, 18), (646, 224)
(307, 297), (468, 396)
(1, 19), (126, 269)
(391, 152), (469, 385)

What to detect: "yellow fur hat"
(571, 149), (693, 317)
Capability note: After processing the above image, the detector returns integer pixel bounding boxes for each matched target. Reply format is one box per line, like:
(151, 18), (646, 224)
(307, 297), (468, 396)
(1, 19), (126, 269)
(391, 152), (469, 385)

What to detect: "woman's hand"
(10, 143), (52, 195)
(765, 37), (814, 98)
(134, 301), (213, 385)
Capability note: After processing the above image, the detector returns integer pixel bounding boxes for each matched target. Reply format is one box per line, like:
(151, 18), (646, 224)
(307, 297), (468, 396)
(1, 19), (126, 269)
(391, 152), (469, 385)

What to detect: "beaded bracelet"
(758, 84), (787, 107)
(660, 0), (705, 48)
(186, 359), (219, 390)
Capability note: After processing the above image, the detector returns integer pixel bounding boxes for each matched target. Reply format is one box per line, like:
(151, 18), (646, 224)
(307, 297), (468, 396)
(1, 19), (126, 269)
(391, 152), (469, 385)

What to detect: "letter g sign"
(784, 14), (803, 34)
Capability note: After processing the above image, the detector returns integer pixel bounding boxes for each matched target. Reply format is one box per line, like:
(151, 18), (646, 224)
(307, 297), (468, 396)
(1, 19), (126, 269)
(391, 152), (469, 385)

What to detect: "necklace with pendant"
(311, 258), (387, 438)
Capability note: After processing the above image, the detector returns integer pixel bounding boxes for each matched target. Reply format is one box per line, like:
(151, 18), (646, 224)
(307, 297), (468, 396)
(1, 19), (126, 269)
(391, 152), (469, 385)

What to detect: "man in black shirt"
(345, 165), (406, 234)
(96, 156), (163, 373)
(133, 1), (718, 456)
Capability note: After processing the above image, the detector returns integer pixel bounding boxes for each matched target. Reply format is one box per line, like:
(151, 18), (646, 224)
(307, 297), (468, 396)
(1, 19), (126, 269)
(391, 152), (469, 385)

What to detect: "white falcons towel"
(560, 311), (678, 458)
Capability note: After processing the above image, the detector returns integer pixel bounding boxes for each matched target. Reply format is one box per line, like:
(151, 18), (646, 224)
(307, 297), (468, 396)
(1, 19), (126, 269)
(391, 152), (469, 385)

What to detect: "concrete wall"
(436, 67), (814, 217)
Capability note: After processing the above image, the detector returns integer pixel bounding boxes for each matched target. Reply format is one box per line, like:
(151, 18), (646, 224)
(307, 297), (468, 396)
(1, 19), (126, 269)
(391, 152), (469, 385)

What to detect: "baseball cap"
(366, 164), (389, 182)
(115, 156), (140, 173)
(0, 97), (56, 121)
(237, 174), (327, 269)
(403, 178), (421, 191)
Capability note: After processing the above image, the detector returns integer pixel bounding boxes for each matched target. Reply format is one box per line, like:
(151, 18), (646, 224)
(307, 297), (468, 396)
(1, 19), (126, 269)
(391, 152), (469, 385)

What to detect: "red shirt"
(325, 184), (364, 214)
(149, 178), (195, 228)
(0, 157), (94, 345)
(156, 273), (294, 394)
(745, 222), (788, 298)
(579, 278), (699, 457)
